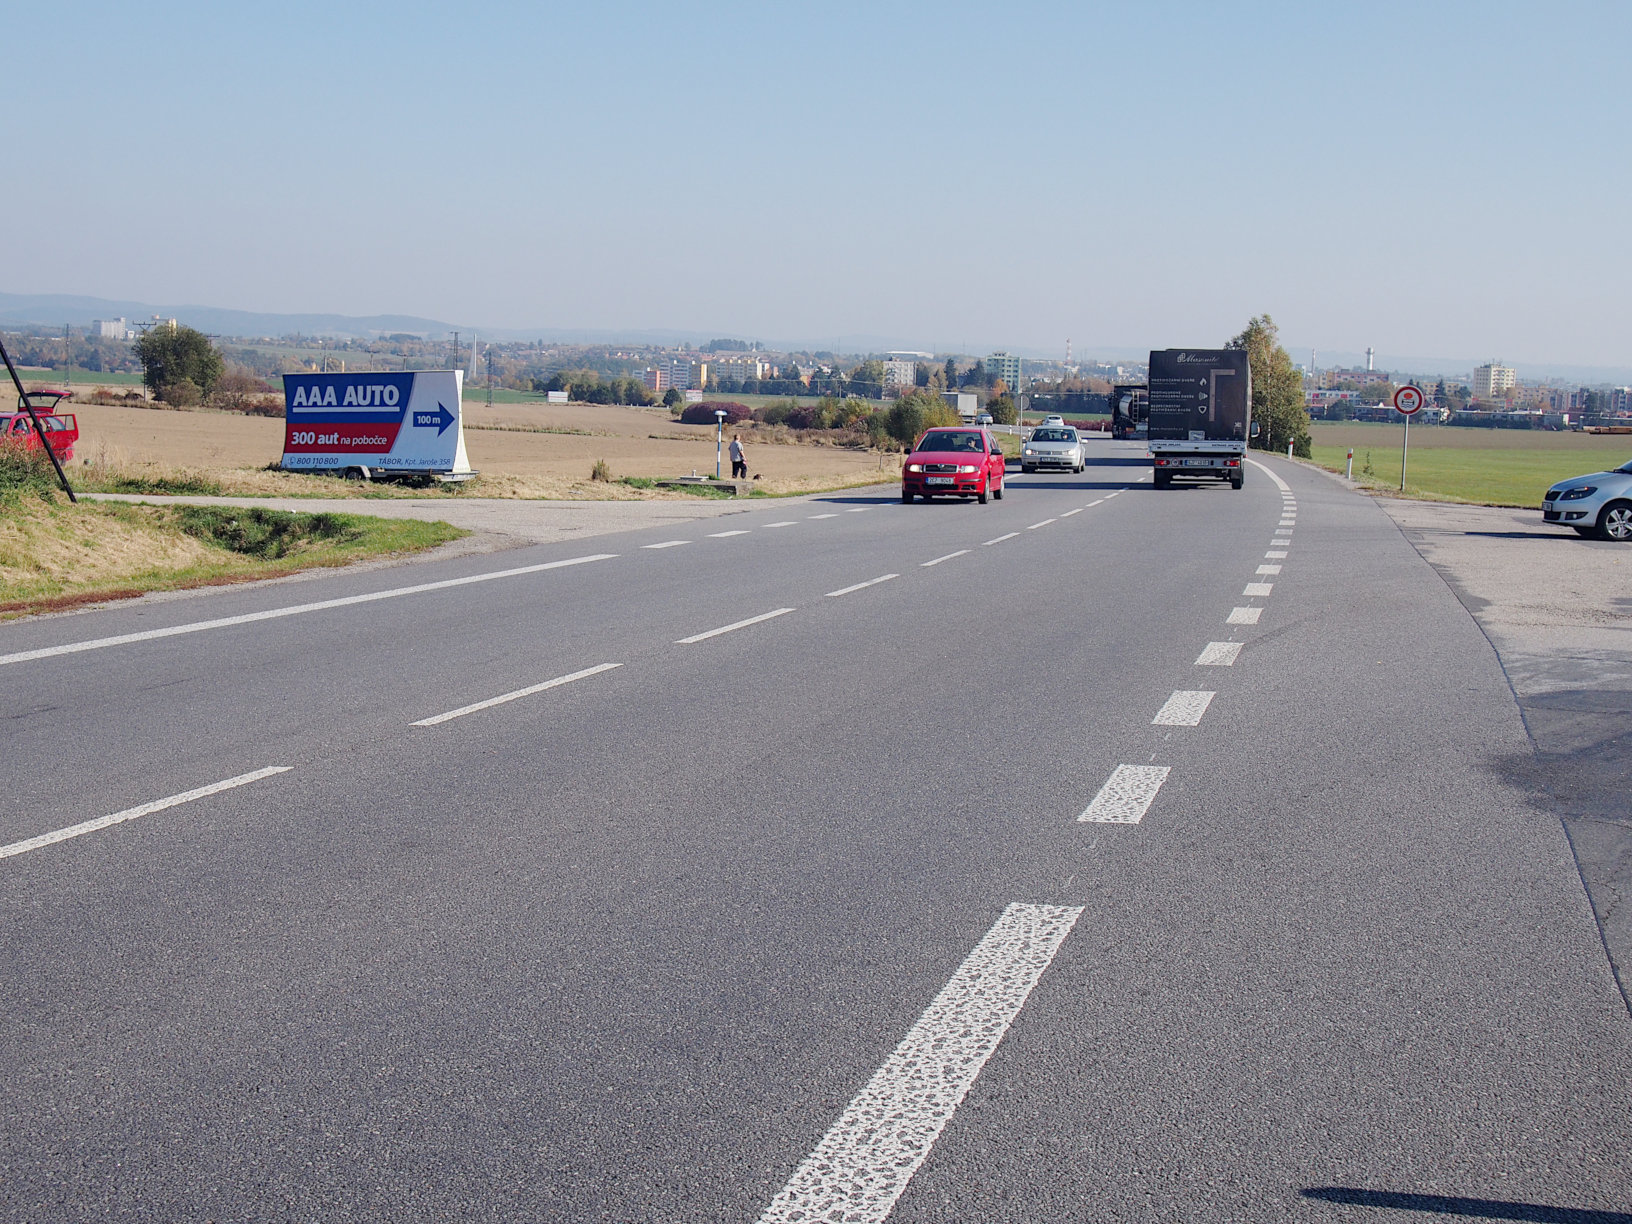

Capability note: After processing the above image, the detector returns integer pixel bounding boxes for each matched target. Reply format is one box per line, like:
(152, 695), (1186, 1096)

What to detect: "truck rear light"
(1154, 458), (1170, 467)
(1227, 459), (1240, 466)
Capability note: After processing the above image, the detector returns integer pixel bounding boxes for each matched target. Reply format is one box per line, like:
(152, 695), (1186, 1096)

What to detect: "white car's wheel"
(1598, 501), (1632, 542)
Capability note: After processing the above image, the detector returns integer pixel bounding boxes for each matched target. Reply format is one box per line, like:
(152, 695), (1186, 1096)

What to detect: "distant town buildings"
(986, 351), (1021, 392)
(1471, 363), (1516, 401)
(93, 317), (132, 340)
(882, 359), (916, 391)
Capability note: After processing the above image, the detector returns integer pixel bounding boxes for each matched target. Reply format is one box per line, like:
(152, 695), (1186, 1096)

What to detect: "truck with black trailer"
(1147, 348), (1253, 489)
(1109, 384), (1148, 439)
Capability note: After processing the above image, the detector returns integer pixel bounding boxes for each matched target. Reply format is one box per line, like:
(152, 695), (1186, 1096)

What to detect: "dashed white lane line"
(1087, 499), (1104, 507)
(676, 608), (796, 644)
(765, 521), (799, 529)
(709, 529), (751, 538)
(983, 532), (1019, 545)
(809, 513), (839, 520)
(412, 663), (622, 727)
(825, 574), (899, 598)
(1196, 641), (1243, 666)
(921, 550), (970, 568)
(642, 540), (691, 549)
(1152, 690), (1215, 727)
(1104, 491), (1121, 499)
(0, 767), (292, 861)
(1278, 520), (1296, 528)
(1027, 519), (1056, 530)
(1257, 563), (1282, 575)
(845, 507), (870, 513)
(1266, 551), (1288, 559)
(757, 903), (1082, 1224)
(1244, 582), (1273, 596)
(1228, 607), (1263, 625)
(1079, 764), (1170, 823)
(0, 553), (619, 669)
(1061, 508), (1084, 517)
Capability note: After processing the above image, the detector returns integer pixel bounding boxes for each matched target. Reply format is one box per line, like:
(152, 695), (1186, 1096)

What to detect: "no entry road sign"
(1393, 384), (1425, 416)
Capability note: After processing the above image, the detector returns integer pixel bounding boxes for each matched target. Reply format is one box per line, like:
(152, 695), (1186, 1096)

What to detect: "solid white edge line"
(982, 532), (1019, 545)
(825, 574), (899, 598)
(1196, 641), (1243, 666)
(0, 767), (292, 860)
(1079, 764), (1170, 823)
(675, 607), (796, 644)
(921, 550), (970, 568)
(1152, 690), (1216, 727)
(1246, 457), (1292, 491)
(0, 554), (619, 668)
(757, 903), (1083, 1224)
(412, 663), (622, 727)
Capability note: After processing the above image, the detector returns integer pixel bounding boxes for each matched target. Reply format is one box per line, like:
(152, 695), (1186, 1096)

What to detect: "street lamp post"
(715, 408), (728, 479)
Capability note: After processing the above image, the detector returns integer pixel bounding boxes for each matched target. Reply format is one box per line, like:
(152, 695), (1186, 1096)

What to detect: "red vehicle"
(902, 427), (1006, 504)
(2, 396), (78, 463)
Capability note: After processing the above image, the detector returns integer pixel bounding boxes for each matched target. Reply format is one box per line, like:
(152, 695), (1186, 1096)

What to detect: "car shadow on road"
(1302, 1187), (1631, 1222)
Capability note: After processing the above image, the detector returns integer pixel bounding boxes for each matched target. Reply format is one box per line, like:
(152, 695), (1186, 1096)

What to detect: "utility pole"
(451, 332), (460, 374)
(63, 324), (71, 393)
(486, 345), (494, 406)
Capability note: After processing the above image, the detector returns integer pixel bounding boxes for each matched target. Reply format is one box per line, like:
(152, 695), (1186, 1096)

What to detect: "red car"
(2, 398), (78, 463)
(902, 427), (1006, 503)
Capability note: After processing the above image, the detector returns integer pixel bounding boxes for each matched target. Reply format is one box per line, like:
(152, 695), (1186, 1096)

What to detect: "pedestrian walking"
(729, 434), (747, 479)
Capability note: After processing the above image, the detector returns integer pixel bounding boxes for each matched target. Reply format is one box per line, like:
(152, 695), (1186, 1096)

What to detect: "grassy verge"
(0, 494), (465, 617)
(1306, 423), (1632, 506)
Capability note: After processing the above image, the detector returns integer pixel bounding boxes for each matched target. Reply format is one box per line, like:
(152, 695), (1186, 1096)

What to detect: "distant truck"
(1147, 349), (1252, 489)
(1109, 384), (1148, 439)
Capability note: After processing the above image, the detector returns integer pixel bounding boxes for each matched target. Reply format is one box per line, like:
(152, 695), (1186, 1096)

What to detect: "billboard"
(1146, 349), (1251, 442)
(280, 370), (472, 473)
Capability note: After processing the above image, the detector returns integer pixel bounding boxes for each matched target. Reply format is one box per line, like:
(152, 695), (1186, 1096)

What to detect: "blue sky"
(5, 0), (1628, 367)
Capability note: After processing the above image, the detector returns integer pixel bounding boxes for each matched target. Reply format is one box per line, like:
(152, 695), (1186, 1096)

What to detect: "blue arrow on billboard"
(412, 403), (456, 435)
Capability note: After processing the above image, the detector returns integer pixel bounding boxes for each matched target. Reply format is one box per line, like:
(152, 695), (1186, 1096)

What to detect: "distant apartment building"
(93, 317), (131, 340)
(712, 357), (767, 384)
(883, 359), (917, 391)
(643, 367), (670, 393)
(986, 351), (1021, 392)
(1471, 363), (1516, 401)
(1318, 367), (1389, 388)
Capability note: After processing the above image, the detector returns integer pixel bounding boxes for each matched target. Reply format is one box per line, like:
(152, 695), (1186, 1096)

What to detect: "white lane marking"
(845, 507), (870, 513)
(0, 554), (618, 669)
(765, 521), (799, 528)
(1247, 458), (1291, 491)
(641, 540), (691, 550)
(0, 767), (291, 861)
(1228, 606), (1263, 625)
(1244, 582), (1273, 596)
(1257, 563), (1282, 575)
(1278, 520), (1296, 527)
(921, 550), (970, 568)
(1079, 764), (1170, 823)
(412, 663), (621, 727)
(1061, 508), (1083, 517)
(1087, 499), (1104, 507)
(1266, 551), (1288, 559)
(1027, 519), (1056, 530)
(808, 513), (839, 520)
(757, 903), (1082, 1224)
(1196, 641), (1243, 666)
(825, 574), (899, 598)
(1104, 491), (1121, 498)
(982, 532), (1019, 545)
(1152, 690), (1215, 727)
(709, 529), (751, 538)
(676, 607), (796, 644)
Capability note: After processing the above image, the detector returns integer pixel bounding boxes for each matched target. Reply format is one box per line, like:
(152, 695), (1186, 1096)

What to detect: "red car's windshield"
(916, 431), (986, 453)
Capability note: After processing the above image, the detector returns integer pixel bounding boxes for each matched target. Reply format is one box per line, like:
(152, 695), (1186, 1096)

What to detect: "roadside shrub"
(590, 458), (612, 481)
(758, 399), (797, 426)
(159, 377), (202, 408)
(103, 472), (224, 496)
(87, 387), (146, 406)
(0, 440), (58, 500)
(678, 401), (753, 426)
(886, 390), (959, 447)
(170, 506), (361, 559)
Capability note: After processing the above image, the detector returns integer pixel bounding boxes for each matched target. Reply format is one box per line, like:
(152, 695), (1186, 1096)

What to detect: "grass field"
(1307, 422), (1632, 506)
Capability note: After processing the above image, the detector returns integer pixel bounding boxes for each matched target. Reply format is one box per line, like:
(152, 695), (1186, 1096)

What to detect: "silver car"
(1021, 426), (1084, 473)
(1543, 458), (1632, 540)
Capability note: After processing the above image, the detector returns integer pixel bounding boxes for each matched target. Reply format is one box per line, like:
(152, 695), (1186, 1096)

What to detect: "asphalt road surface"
(3, 443), (1629, 1223)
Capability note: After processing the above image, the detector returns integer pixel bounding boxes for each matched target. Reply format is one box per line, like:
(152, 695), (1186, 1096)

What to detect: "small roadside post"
(714, 408), (728, 480)
(1345, 447), (1354, 480)
(1393, 384), (1424, 491)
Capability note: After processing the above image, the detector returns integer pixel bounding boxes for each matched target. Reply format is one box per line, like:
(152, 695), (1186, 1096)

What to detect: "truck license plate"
(926, 476), (953, 485)
(1184, 459), (1211, 467)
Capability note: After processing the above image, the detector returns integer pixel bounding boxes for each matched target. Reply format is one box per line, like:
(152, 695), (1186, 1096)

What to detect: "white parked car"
(1021, 426), (1085, 473)
(1543, 460), (1632, 540)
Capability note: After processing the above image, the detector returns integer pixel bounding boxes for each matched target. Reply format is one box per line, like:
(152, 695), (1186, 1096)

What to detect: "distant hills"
(1, 291), (1626, 383)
